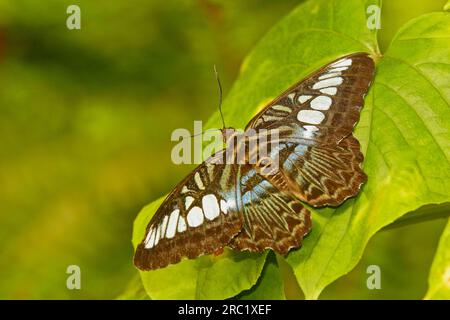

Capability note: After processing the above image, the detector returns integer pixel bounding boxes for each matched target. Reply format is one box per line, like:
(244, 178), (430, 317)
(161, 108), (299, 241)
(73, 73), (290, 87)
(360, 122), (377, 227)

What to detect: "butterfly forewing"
(247, 53), (374, 207)
(134, 150), (243, 270)
(247, 53), (374, 142)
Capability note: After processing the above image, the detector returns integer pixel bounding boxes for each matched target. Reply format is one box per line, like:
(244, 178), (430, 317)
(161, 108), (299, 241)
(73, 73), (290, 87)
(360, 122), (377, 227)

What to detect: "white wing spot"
(298, 95), (312, 104)
(149, 230), (157, 248)
(328, 66), (348, 72)
(202, 194), (220, 220)
(287, 93), (295, 101)
(185, 196), (194, 209)
(166, 209), (179, 239)
(320, 87), (337, 95)
(310, 96), (332, 110)
(332, 58), (352, 68)
(312, 77), (343, 89)
(154, 224), (161, 245)
(194, 172), (205, 190)
(144, 227), (153, 244)
(220, 199), (229, 214)
(303, 125), (319, 132)
(262, 115), (282, 122)
(181, 186), (189, 194)
(297, 110), (325, 124)
(144, 228), (155, 248)
(272, 104), (292, 113)
(187, 206), (204, 227)
(177, 216), (187, 232)
(160, 215), (169, 239)
(318, 72), (341, 80)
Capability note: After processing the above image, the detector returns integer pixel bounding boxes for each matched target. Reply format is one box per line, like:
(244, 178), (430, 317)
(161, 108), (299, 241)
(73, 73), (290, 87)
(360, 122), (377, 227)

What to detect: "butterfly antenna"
(214, 65), (226, 129)
(186, 129), (221, 139)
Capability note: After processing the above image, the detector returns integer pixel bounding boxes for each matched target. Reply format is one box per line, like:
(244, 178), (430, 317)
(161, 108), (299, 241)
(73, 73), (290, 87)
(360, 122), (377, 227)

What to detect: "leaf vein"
(376, 81), (450, 164)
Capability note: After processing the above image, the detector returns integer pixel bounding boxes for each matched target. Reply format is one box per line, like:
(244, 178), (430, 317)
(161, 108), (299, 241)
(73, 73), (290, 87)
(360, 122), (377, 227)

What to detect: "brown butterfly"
(134, 52), (375, 270)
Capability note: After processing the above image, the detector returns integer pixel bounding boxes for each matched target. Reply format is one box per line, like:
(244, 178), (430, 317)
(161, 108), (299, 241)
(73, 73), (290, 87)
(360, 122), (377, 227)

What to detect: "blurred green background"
(0, 0), (447, 299)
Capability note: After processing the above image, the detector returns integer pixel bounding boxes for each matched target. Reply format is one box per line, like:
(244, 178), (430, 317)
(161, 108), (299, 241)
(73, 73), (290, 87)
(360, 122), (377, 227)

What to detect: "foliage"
(425, 219), (450, 299)
(132, 0), (450, 299)
(1, 0), (448, 299)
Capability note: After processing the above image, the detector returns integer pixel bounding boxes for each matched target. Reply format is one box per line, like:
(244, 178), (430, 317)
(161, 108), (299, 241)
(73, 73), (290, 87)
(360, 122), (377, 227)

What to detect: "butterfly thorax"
(216, 127), (282, 180)
(221, 127), (237, 144)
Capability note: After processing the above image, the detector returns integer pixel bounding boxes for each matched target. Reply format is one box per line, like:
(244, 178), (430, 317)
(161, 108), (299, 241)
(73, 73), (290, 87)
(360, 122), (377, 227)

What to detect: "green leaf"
(381, 204), (450, 232)
(286, 11), (450, 299)
(237, 252), (285, 300)
(116, 274), (151, 300)
(425, 219), (450, 299)
(445, 1), (450, 11)
(132, 199), (267, 299)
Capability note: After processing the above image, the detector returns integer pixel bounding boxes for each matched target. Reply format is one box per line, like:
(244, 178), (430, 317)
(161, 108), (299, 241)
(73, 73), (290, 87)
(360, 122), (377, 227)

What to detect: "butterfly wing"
(229, 164), (311, 254)
(273, 133), (366, 206)
(135, 53), (374, 265)
(134, 150), (243, 270)
(248, 52), (374, 206)
(247, 53), (374, 140)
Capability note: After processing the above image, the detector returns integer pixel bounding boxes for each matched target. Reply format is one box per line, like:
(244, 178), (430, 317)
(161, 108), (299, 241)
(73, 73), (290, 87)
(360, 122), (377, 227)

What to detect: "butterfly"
(134, 52), (375, 270)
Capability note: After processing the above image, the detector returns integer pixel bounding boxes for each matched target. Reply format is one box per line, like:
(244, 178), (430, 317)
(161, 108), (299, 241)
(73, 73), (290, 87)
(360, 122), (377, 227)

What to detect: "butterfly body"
(134, 53), (375, 271)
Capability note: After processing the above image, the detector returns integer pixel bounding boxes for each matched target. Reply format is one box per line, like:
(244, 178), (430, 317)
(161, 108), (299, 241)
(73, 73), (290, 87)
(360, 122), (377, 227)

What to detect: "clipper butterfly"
(134, 53), (375, 270)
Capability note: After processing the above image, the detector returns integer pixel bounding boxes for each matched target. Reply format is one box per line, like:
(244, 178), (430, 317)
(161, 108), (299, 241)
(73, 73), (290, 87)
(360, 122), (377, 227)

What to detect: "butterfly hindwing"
(229, 164), (311, 254)
(134, 150), (243, 270)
